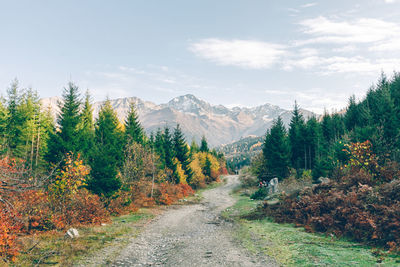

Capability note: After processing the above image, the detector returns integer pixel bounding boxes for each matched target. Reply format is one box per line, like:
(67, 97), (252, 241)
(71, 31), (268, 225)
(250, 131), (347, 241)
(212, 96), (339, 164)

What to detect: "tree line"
(0, 80), (226, 197)
(256, 72), (400, 182)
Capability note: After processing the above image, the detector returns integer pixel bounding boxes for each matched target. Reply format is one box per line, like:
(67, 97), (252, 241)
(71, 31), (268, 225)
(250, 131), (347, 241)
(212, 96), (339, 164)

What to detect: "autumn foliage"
(261, 141), (400, 251)
(0, 154), (109, 262)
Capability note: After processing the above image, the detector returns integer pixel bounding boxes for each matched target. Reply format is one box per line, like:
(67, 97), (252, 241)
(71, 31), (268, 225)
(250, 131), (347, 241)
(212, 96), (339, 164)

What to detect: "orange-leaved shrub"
(0, 204), (21, 262)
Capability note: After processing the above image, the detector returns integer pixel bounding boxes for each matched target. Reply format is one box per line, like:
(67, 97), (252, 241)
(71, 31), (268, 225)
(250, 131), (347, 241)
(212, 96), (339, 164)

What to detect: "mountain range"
(40, 94), (315, 147)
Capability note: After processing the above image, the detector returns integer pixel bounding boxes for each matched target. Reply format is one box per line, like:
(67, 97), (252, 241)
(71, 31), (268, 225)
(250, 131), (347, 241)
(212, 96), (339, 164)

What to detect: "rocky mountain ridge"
(40, 94), (316, 146)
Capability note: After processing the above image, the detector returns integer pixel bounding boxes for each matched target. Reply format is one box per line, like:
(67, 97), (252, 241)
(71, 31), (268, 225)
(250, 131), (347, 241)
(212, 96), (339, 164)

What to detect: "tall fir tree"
(305, 117), (321, 170)
(203, 155), (212, 177)
(124, 103), (145, 145)
(200, 135), (209, 152)
(190, 139), (199, 156)
(162, 126), (177, 182)
(16, 89), (41, 165)
(154, 128), (165, 168)
(173, 124), (193, 184)
(288, 101), (306, 170)
(0, 98), (9, 155)
(344, 95), (360, 132)
(262, 116), (290, 180)
(77, 90), (95, 159)
(46, 82), (82, 163)
(6, 79), (22, 154)
(88, 100), (124, 198)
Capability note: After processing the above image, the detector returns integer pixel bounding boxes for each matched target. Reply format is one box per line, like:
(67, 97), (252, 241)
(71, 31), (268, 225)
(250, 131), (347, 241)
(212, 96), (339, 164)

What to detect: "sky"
(1, 0), (400, 114)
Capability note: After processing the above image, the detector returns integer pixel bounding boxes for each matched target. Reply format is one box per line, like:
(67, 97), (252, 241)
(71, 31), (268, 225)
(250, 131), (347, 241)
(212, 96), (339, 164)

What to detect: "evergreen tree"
(190, 139), (199, 156)
(305, 117), (321, 170)
(148, 132), (155, 146)
(78, 90), (95, 159)
(344, 95), (360, 131)
(88, 100), (123, 197)
(321, 111), (333, 143)
(173, 124), (193, 184)
(0, 98), (9, 155)
(46, 82), (81, 163)
(16, 89), (41, 165)
(200, 135), (209, 152)
(162, 126), (177, 181)
(124, 102), (145, 145)
(288, 102), (306, 170)
(203, 155), (212, 177)
(262, 117), (290, 180)
(35, 107), (55, 169)
(154, 128), (165, 168)
(6, 79), (22, 154)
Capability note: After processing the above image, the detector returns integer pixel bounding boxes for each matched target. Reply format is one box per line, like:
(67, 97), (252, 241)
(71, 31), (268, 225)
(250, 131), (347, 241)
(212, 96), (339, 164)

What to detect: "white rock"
(65, 228), (79, 239)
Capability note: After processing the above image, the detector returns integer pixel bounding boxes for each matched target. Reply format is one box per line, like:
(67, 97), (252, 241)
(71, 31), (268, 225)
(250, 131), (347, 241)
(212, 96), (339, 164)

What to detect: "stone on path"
(65, 228), (79, 239)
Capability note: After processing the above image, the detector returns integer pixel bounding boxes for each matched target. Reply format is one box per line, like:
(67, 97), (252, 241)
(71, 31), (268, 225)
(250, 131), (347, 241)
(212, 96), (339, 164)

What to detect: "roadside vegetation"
(0, 80), (227, 264)
(236, 72), (400, 263)
(223, 191), (400, 266)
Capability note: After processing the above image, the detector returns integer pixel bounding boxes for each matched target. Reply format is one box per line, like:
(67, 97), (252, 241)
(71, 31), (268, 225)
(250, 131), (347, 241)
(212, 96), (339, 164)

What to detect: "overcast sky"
(1, 0), (400, 113)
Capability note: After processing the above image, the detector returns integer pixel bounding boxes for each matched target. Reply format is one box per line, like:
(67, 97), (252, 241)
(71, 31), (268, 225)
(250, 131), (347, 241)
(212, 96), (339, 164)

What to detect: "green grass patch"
(14, 209), (155, 266)
(224, 192), (400, 266)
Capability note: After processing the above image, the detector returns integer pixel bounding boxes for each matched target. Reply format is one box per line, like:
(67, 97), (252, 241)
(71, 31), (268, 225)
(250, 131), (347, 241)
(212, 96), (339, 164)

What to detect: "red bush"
(261, 168), (400, 250)
(59, 189), (110, 226)
(0, 204), (21, 262)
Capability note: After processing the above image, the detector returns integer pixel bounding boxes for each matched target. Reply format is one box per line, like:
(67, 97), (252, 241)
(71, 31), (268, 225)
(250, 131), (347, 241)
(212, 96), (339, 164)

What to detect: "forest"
(0, 80), (227, 262)
(246, 72), (400, 252)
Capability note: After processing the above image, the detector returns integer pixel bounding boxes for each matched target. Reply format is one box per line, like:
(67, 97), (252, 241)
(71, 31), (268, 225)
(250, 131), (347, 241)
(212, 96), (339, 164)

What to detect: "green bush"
(250, 188), (267, 200)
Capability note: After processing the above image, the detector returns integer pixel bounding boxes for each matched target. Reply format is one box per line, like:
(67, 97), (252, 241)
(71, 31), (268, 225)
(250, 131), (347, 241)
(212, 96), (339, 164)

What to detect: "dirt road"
(82, 175), (277, 266)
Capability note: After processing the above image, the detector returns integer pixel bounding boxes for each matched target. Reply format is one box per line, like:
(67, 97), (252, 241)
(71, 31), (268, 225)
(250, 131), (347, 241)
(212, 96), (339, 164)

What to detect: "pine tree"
(173, 124), (193, 184)
(190, 139), (199, 156)
(321, 111), (333, 143)
(46, 82), (82, 164)
(154, 128), (165, 168)
(305, 117), (321, 170)
(200, 135), (209, 152)
(344, 95), (360, 131)
(6, 79), (22, 154)
(203, 155), (212, 177)
(163, 126), (177, 181)
(262, 117), (290, 180)
(125, 102), (145, 145)
(35, 107), (55, 169)
(288, 101), (306, 170)
(88, 100), (123, 197)
(0, 98), (9, 155)
(16, 89), (41, 165)
(78, 90), (95, 159)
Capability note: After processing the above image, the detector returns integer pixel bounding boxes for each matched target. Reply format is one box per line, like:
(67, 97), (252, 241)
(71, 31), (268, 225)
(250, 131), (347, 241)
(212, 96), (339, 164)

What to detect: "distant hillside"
(217, 135), (264, 171)
(41, 94), (316, 147)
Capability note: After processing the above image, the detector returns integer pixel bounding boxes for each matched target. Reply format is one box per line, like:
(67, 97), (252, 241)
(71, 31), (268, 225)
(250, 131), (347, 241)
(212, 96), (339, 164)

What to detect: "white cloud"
(301, 2), (317, 8)
(297, 16), (400, 45)
(333, 45), (357, 53)
(189, 39), (286, 69)
(189, 16), (400, 76)
(384, 0), (397, 3)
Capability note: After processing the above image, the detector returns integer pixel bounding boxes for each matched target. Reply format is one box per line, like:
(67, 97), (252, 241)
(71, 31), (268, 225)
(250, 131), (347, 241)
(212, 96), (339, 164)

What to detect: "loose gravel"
(78, 175), (278, 267)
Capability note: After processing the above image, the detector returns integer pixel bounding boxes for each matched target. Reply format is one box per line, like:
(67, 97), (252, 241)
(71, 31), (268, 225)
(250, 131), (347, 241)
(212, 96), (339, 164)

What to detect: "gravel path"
(81, 175), (277, 266)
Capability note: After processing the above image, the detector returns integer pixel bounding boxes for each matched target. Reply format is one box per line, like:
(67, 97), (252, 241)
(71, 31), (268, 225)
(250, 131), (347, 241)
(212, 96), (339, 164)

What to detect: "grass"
(13, 209), (156, 266)
(223, 190), (400, 267)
